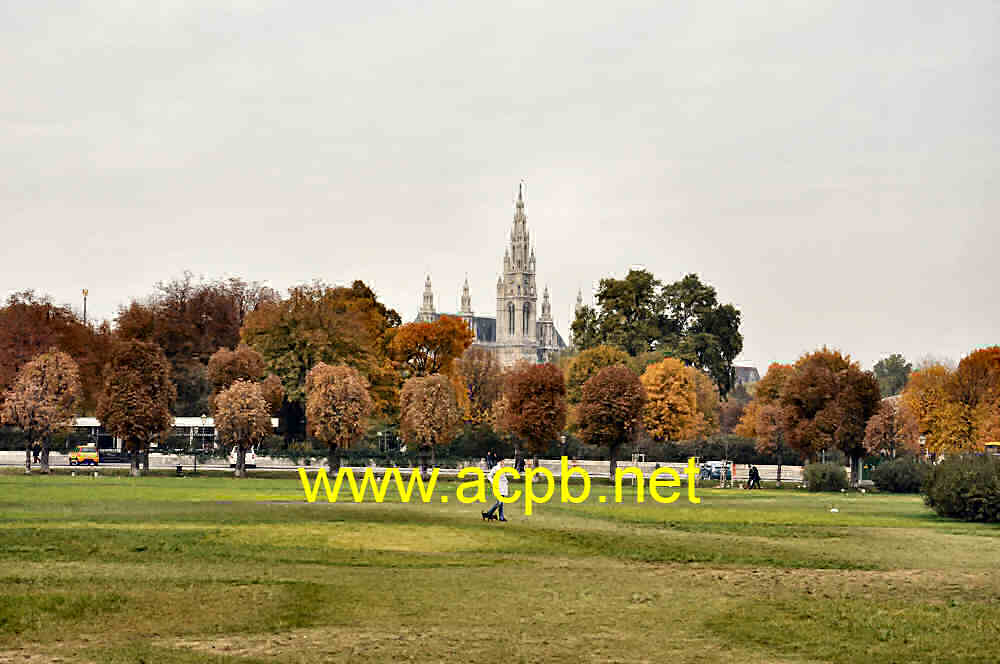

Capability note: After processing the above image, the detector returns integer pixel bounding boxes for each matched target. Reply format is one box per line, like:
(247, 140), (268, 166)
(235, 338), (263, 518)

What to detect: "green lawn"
(1, 470), (998, 663)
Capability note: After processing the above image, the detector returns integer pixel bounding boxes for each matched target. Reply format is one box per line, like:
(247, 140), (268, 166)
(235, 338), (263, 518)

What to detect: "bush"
(923, 455), (1000, 522)
(871, 457), (929, 493)
(803, 463), (849, 492)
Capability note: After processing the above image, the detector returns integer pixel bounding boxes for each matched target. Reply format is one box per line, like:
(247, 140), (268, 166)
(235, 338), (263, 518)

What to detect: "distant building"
(72, 416), (278, 452)
(416, 185), (566, 366)
(734, 366), (761, 386)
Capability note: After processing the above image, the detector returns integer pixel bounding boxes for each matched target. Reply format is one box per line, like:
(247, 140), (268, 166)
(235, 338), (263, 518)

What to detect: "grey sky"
(2, 1), (996, 372)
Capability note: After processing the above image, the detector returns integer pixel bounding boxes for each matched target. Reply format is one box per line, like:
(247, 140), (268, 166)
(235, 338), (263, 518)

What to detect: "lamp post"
(81, 289), (88, 326)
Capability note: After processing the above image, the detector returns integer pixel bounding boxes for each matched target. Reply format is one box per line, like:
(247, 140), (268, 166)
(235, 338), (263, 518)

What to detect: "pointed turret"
(575, 289), (584, 315)
(459, 276), (473, 316)
(540, 286), (552, 321)
(417, 274), (436, 322)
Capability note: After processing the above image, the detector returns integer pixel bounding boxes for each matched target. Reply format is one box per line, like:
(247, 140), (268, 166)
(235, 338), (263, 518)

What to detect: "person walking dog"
(482, 462), (509, 522)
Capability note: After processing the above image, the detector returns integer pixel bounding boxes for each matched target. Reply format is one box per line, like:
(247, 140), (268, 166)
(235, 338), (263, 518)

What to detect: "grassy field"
(1, 469), (998, 663)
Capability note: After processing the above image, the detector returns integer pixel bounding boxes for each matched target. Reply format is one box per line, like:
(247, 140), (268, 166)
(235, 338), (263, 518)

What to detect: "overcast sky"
(2, 1), (996, 371)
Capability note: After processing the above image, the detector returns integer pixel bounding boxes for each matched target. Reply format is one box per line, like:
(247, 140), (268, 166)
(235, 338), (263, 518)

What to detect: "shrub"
(923, 455), (1000, 522)
(803, 462), (849, 492)
(871, 457), (929, 493)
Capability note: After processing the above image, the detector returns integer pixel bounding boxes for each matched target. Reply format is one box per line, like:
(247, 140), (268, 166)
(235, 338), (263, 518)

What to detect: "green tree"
(873, 354), (912, 397)
(569, 270), (743, 398)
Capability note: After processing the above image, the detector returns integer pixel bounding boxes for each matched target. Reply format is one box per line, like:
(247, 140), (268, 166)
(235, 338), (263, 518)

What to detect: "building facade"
(416, 186), (565, 366)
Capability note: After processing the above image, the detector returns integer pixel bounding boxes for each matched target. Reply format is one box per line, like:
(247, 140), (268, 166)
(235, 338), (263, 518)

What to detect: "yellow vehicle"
(69, 445), (99, 466)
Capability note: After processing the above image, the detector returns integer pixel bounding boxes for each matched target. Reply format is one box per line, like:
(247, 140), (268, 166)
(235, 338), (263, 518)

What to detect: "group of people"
(746, 465), (762, 490)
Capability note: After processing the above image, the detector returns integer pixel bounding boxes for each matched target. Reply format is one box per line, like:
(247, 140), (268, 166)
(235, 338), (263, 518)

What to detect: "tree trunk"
(776, 445), (783, 487)
(850, 454), (860, 487)
(419, 446), (428, 477)
(24, 444), (31, 475)
(142, 449), (150, 473)
(130, 448), (141, 477)
(430, 444), (436, 469)
(328, 446), (341, 474)
(236, 446), (247, 478)
(40, 439), (50, 474)
(609, 444), (618, 482)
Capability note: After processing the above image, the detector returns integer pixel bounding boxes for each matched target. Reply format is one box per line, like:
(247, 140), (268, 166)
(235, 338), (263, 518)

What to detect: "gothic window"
(507, 302), (515, 336)
(522, 302), (531, 336)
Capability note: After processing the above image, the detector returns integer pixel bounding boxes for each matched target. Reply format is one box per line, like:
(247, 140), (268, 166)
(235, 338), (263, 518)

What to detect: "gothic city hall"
(415, 185), (569, 366)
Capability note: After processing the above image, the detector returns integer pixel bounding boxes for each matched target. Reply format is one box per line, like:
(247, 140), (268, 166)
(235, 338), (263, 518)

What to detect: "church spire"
(418, 274), (436, 322)
(575, 288), (584, 314)
(540, 285), (552, 321)
(459, 275), (473, 316)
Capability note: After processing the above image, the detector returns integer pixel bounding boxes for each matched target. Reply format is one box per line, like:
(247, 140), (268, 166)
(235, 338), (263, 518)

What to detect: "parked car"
(69, 445), (99, 466)
(98, 449), (131, 463)
(228, 446), (258, 469)
(699, 461), (732, 481)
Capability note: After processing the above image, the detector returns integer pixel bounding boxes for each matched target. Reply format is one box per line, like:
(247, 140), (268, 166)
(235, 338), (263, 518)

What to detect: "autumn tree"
(400, 374), (462, 473)
(735, 363), (795, 484)
(565, 345), (631, 405)
(780, 349), (881, 484)
(578, 365), (646, 479)
(455, 347), (503, 422)
(214, 380), (272, 478)
(1, 348), (82, 474)
(499, 363), (567, 467)
(873, 354), (912, 397)
(207, 344), (266, 392)
(96, 341), (176, 476)
(260, 373), (285, 416)
(689, 368), (721, 436)
(390, 315), (474, 377)
(899, 364), (952, 454)
(640, 358), (702, 442)
(115, 274), (274, 416)
(0, 291), (112, 413)
(863, 398), (914, 458)
(242, 281), (400, 435)
(305, 363), (373, 473)
(902, 348), (1000, 454)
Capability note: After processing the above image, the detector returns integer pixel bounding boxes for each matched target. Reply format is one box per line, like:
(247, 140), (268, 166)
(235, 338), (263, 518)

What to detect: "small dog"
(481, 511), (498, 521)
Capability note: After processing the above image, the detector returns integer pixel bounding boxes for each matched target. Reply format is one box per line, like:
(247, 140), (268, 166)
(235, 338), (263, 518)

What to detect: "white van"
(228, 446), (258, 469)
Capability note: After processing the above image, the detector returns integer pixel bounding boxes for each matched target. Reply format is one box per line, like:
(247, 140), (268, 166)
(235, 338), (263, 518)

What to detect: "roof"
(74, 417), (279, 429)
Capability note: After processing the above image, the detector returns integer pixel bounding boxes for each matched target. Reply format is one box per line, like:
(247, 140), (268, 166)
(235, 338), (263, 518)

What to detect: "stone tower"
(458, 276), (475, 338)
(495, 184), (539, 365)
(417, 274), (436, 322)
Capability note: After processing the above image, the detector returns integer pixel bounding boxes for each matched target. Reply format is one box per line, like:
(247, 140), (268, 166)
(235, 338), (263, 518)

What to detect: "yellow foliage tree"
(640, 358), (702, 442)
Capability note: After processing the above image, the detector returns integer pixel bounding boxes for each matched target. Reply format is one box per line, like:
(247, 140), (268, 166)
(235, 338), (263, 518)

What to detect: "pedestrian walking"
(482, 462), (509, 522)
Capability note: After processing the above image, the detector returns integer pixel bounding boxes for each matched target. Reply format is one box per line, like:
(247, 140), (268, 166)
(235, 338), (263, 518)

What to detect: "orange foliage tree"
(389, 315), (474, 378)
(578, 365), (646, 479)
(1, 348), (82, 474)
(305, 363), (374, 473)
(500, 363), (567, 466)
(214, 380), (272, 478)
(901, 347), (1000, 454)
(399, 374), (462, 472)
(96, 341), (176, 477)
